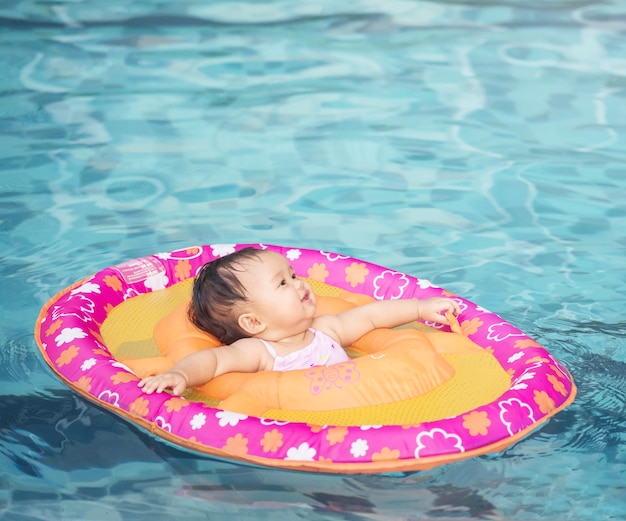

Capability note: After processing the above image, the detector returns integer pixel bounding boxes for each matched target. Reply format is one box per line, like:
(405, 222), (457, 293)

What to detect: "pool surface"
(1, 1), (625, 520)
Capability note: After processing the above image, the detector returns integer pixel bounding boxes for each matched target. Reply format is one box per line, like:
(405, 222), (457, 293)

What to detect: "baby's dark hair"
(188, 247), (265, 345)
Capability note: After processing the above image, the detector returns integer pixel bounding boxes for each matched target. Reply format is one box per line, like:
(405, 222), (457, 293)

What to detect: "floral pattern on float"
(34, 243), (576, 474)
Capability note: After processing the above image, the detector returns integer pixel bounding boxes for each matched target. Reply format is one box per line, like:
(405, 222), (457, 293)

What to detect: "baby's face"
(236, 251), (317, 335)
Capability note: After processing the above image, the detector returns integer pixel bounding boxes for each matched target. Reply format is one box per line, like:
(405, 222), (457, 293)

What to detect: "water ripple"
(2, 1), (626, 519)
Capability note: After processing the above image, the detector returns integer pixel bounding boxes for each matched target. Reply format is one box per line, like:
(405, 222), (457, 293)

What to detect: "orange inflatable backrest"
(127, 293), (482, 417)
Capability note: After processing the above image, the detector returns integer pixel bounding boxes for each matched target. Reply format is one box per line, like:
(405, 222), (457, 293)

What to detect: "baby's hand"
(138, 371), (188, 395)
(417, 297), (461, 325)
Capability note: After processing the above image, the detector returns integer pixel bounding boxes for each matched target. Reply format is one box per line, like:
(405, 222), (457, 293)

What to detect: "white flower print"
(285, 249), (301, 261)
(320, 251), (349, 262)
(216, 410), (247, 427)
(360, 425), (383, 430)
(190, 412), (207, 430)
(98, 390), (120, 407)
(499, 398), (535, 436)
(487, 322), (526, 342)
(122, 288), (140, 301)
(55, 327), (88, 346)
(511, 367), (537, 390)
(350, 439), (369, 458)
(285, 442), (316, 461)
(415, 428), (464, 457)
(416, 278), (435, 289)
(144, 272), (169, 291)
(70, 281), (101, 295)
(155, 416), (172, 432)
(81, 358), (97, 371)
(373, 271), (409, 300)
(211, 244), (236, 257)
(111, 360), (133, 374)
(259, 418), (291, 426)
(51, 295), (95, 323)
(507, 351), (525, 364)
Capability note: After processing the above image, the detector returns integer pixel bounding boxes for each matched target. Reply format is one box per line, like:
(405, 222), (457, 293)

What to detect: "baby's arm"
(138, 339), (268, 395)
(314, 297), (460, 347)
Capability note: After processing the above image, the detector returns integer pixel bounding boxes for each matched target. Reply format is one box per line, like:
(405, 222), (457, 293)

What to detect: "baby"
(139, 247), (460, 395)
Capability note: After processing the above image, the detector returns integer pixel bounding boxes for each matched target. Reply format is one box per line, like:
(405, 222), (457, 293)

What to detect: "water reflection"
(1, 389), (507, 519)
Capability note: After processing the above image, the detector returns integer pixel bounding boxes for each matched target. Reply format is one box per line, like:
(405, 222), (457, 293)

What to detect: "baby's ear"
(238, 313), (265, 336)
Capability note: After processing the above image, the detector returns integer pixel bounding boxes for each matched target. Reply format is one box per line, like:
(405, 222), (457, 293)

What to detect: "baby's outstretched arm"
(138, 339), (268, 395)
(314, 297), (461, 347)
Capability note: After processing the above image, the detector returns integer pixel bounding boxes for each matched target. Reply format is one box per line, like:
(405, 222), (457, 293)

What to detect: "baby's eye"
(291, 273), (298, 279)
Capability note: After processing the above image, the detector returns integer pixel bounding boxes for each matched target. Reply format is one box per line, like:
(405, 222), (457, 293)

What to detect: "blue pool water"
(1, 0), (625, 519)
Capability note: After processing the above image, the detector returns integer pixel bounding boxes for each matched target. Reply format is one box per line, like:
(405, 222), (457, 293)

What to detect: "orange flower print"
(534, 390), (555, 414)
(56, 345), (79, 367)
(111, 372), (136, 385)
(308, 263), (329, 282)
(514, 339), (541, 349)
(130, 397), (150, 417)
(165, 397), (190, 413)
(547, 374), (567, 396)
(308, 424), (324, 433)
(90, 328), (105, 346)
(462, 410), (491, 436)
(75, 376), (92, 393)
(104, 303), (114, 315)
(186, 247), (200, 256)
(526, 356), (550, 365)
(372, 447), (400, 461)
(103, 274), (123, 292)
(45, 319), (62, 337)
(175, 259), (192, 281)
(261, 429), (284, 453)
(326, 426), (349, 446)
(550, 363), (567, 379)
(460, 317), (483, 336)
(345, 262), (369, 288)
(224, 433), (248, 454)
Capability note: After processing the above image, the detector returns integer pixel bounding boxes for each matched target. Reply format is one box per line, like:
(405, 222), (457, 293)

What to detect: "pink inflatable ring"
(34, 244), (576, 474)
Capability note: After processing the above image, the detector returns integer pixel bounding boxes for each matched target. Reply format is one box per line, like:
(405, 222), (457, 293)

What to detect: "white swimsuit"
(260, 328), (349, 371)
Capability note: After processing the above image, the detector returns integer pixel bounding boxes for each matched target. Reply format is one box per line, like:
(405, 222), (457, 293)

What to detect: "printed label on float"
(113, 257), (165, 284)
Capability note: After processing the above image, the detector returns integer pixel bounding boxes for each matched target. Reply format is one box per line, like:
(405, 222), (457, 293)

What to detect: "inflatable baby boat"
(34, 244), (576, 474)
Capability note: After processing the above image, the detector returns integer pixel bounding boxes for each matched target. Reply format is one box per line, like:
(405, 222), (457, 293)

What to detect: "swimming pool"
(1, 0), (624, 519)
